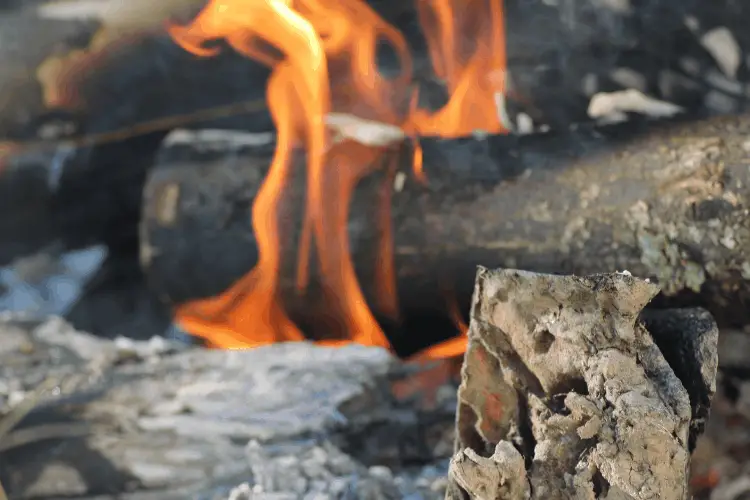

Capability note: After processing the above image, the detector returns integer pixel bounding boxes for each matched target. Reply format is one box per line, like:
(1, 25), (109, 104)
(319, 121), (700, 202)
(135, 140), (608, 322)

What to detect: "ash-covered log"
(447, 268), (718, 500)
(142, 113), (750, 355)
(0, 316), (456, 499)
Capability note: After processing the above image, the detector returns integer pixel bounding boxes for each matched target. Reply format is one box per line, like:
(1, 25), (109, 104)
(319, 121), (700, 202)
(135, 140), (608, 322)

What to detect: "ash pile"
(0, 315), (456, 499)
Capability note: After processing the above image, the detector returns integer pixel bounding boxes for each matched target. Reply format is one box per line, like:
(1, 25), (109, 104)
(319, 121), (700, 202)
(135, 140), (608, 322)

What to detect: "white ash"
(609, 67), (647, 92)
(220, 440), (449, 500)
(325, 113), (405, 147)
(514, 113), (535, 135)
(164, 129), (275, 150)
(700, 27), (741, 80)
(0, 316), (455, 499)
(587, 88), (684, 124)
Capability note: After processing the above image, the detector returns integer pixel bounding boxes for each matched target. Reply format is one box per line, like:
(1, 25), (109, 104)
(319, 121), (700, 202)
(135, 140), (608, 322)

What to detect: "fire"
(167, 0), (508, 357)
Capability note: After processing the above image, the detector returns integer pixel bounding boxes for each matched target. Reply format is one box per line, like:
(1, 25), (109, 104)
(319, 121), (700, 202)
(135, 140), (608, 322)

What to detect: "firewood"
(0, 0), (681, 140)
(446, 267), (718, 500)
(141, 113), (750, 355)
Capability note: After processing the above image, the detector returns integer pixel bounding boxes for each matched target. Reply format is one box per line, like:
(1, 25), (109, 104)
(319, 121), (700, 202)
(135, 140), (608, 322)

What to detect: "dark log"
(0, 0), (271, 139)
(0, 0), (276, 265)
(0, 0), (697, 140)
(0, 0), (729, 267)
(64, 254), (173, 340)
(140, 113), (750, 356)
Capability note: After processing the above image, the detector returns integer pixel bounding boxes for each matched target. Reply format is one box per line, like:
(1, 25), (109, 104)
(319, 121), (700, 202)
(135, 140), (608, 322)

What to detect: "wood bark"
(447, 268), (718, 500)
(142, 114), (750, 355)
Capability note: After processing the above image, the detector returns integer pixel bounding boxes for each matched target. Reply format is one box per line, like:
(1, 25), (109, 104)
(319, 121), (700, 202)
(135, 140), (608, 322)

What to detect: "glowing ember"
(167, 0), (509, 357)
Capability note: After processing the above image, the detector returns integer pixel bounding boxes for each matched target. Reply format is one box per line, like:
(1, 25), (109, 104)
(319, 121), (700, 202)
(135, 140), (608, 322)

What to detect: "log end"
(449, 268), (719, 500)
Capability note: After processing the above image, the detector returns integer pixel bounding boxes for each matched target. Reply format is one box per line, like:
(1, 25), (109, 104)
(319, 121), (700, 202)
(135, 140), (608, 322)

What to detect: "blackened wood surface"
(0, 0), (689, 138)
(0, 0), (272, 264)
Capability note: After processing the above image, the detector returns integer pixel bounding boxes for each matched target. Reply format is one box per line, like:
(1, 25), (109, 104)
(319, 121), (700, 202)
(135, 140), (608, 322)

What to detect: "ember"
(165, 0), (509, 355)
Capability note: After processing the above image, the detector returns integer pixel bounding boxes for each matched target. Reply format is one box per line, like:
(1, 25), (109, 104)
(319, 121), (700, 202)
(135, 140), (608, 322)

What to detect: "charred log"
(64, 254), (172, 340)
(141, 114), (750, 356)
(0, 0), (275, 265)
(0, 0), (274, 140)
(0, 0), (701, 141)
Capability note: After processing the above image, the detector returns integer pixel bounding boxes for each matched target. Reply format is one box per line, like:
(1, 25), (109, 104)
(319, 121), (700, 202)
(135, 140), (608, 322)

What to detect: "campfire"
(3, 0), (750, 498)
(163, 0), (508, 357)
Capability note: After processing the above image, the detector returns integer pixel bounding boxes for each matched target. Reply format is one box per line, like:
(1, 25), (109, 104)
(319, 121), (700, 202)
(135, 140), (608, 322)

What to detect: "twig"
(4, 98), (267, 155)
(0, 422), (90, 453)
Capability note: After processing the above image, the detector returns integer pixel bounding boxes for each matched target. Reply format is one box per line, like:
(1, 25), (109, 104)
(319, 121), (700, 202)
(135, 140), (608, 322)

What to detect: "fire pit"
(1, 0), (750, 498)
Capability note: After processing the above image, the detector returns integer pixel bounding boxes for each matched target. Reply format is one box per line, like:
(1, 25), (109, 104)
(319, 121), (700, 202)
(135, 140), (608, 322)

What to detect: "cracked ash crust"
(447, 268), (719, 500)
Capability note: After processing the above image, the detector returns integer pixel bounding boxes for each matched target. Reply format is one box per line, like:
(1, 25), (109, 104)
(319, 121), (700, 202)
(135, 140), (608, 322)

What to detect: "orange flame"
(411, 0), (508, 136)
(167, 0), (508, 357)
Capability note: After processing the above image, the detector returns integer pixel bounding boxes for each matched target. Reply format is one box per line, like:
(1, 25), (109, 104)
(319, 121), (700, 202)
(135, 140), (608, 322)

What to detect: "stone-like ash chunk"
(448, 268), (719, 500)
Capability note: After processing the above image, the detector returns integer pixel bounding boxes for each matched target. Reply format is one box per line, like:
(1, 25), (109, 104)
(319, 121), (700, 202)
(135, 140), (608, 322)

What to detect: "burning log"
(142, 113), (750, 356)
(447, 268), (718, 500)
(5, 0), (748, 355)
(0, 0), (501, 268)
(0, 0), (715, 268)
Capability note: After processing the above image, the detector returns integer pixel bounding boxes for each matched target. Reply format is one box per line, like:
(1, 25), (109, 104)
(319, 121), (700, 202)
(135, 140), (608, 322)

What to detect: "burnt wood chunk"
(447, 268), (718, 500)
